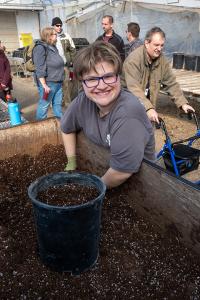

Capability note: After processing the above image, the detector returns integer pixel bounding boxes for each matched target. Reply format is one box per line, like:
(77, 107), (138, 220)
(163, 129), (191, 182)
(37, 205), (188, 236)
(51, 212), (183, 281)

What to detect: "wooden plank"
(0, 118), (62, 159)
(172, 68), (200, 96)
(77, 132), (200, 255)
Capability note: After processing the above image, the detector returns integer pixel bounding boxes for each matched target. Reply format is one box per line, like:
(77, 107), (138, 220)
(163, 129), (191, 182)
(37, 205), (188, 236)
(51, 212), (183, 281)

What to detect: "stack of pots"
(173, 52), (200, 72)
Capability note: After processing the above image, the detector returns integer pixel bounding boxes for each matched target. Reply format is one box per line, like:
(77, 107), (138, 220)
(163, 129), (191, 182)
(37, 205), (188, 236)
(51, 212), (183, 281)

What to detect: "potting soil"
(1, 144), (200, 299)
(38, 183), (99, 206)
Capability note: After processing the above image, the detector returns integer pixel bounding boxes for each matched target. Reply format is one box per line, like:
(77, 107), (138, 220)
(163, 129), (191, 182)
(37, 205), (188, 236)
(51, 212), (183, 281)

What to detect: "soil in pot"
(38, 183), (100, 206)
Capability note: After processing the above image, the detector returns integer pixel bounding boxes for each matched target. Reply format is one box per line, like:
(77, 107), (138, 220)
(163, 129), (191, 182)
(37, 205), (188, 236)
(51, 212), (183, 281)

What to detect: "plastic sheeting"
(54, 1), (200, 59)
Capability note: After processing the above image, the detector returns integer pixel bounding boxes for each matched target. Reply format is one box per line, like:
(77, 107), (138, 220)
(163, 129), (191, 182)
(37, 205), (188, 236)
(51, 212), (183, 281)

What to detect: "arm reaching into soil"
(62, 132), (77, 171)
(101, 168), (132, 189)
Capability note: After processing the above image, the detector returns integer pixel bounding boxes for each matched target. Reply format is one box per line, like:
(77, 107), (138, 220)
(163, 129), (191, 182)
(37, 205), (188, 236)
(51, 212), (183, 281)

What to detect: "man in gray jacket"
(126, 22), (143, 57)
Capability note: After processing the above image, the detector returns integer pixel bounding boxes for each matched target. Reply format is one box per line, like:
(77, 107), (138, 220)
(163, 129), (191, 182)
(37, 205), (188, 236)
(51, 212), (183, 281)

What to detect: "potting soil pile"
(1, 144), (200, 299)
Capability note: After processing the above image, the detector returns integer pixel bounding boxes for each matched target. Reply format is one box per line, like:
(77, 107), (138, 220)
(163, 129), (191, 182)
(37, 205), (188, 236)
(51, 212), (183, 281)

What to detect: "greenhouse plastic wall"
(40, 2), (200, 59)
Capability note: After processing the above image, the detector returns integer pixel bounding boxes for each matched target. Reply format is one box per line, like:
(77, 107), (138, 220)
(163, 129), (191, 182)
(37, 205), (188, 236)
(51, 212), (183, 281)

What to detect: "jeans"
(36, 81), (63, 120)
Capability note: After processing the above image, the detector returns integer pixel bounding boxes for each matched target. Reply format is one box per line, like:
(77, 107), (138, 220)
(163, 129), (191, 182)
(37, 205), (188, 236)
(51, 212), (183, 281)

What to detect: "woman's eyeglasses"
(55, 24), (62, 27)
(82, 73), (118, 88)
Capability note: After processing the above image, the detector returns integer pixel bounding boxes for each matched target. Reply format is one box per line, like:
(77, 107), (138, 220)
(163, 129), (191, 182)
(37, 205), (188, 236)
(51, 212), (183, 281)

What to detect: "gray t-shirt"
(61, 89), (155, 173)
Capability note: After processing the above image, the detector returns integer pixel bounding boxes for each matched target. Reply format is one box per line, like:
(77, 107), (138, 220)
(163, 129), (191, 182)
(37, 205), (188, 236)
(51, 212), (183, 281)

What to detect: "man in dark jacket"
(96, 15), (125, 61)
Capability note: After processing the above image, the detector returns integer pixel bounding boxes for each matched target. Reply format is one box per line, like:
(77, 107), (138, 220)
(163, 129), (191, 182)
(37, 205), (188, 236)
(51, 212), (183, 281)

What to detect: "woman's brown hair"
(73, 41), (122, 80)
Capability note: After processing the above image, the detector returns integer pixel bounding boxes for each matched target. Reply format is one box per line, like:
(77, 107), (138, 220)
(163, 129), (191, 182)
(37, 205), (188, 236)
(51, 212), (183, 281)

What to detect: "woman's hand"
(43, 84), (51, 94)
(1, 83), (6, 89)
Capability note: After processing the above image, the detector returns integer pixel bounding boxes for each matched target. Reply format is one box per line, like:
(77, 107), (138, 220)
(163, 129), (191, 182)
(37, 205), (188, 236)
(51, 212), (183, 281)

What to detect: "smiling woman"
(60, 41), (155, 189)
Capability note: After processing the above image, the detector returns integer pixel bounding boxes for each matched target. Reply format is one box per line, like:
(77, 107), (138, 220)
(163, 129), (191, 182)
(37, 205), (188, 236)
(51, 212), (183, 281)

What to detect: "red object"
(69, 71), (74, 81)
(5, 93), (12, 102)
(43, 90), (49, 100)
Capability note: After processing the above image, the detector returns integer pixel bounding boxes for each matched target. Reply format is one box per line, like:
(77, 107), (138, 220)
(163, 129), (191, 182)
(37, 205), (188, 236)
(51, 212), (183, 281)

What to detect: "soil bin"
(28, 171), (106, 275)
(196, 56), (200, 72)
(172, 52), (184, 69)
(184, 54), (197, 71)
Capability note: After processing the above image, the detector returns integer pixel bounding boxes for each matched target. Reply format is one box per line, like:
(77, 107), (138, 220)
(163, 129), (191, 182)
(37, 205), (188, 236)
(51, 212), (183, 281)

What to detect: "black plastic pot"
(172, 53), (184, 69)
(184, 54), (197, 71)
(196, 56), (200, 72)
(28, 172), (106, 275)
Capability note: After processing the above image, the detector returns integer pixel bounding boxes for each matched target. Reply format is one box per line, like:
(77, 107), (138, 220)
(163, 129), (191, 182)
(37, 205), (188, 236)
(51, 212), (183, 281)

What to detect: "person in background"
(52, 17), (77, 106)
(33, 27), (64, 120)
(60, 41), (155, 189)
(51, 17), (76, 66)
(96, 15), (125, 62)
(126, 22), (143, 57)
(0, 43), (12, 101)
(122, 27), (194, 123)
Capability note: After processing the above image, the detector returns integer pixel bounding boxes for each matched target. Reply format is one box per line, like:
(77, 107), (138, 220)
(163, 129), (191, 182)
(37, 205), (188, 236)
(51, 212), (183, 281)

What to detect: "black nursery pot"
(28, 172), (106, 275)
(172, 52), (184, 69)
(184, 54), (197, 71)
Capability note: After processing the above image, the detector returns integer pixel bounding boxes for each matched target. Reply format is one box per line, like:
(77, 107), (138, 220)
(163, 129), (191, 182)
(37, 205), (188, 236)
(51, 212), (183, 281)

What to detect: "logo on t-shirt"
(106, 134), (111, 146)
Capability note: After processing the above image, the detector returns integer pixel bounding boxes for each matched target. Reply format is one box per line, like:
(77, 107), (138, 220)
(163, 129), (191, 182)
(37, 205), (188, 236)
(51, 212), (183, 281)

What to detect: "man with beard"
(122, 27), (194, 123)
(96, 15), (125, 61)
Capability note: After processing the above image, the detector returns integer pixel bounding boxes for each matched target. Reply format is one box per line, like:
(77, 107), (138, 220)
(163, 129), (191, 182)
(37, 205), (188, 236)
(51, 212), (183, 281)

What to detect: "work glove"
(64, 156), (77, 171)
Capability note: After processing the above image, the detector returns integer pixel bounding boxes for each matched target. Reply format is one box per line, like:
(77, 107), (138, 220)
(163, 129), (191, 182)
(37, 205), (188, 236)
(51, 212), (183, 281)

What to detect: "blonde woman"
(33, 27), (64, 120)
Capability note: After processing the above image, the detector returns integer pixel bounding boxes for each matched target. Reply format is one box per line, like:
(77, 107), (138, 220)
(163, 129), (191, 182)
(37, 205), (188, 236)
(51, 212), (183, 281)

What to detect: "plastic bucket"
(184, 55), (197, 71)
(172, 53), (184, 69)
(28, 172), (106, 275)
(196, 56), (200, 72)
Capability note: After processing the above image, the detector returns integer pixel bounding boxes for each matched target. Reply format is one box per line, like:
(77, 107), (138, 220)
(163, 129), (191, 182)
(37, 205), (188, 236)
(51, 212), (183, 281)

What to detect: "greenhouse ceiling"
(0, 0), (200, 10)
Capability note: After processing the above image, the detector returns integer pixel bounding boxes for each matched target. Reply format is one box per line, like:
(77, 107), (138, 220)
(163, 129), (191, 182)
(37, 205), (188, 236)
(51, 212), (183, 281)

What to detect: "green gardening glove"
(64, 156), (77, 171)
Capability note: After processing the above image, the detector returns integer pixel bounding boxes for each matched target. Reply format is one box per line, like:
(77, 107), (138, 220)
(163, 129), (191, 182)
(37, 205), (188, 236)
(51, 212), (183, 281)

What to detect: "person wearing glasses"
(33, 27), (64, 120)
(51, 17), (76, 66)
(52, 17), (77, 106)
(122, 27), (194, 123)
(60, 41), (155, 188)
